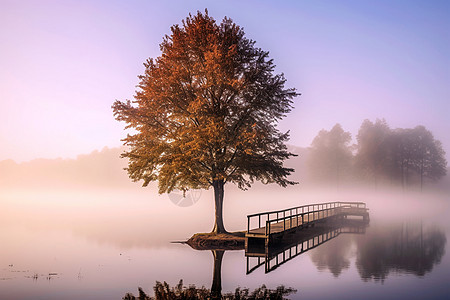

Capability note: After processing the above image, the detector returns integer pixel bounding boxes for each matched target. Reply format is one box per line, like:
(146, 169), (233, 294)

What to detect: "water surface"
(1, 188), (449, 299)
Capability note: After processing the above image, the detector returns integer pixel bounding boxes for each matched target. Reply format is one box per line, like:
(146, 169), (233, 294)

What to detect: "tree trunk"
(420, 157), (424, 192)
(212, 179), (227, 234)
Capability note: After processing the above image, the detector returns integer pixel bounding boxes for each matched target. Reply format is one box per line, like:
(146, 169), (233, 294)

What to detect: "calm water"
(1, 188), (449, 299)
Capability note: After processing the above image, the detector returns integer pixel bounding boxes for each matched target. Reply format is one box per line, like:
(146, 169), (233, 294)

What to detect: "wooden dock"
(245, 201), (369, 248)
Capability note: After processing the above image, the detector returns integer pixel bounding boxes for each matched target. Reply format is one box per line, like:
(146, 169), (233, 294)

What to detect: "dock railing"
(247, 201), (367, 235)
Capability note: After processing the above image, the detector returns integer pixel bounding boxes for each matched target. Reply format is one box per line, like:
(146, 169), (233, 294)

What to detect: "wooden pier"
(245, 202), (369, 248)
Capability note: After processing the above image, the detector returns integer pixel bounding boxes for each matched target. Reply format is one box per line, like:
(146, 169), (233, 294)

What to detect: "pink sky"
(1, 0), (449, 162)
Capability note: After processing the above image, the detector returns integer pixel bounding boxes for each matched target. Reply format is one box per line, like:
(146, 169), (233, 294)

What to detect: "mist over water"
(1, 147), (449, 299)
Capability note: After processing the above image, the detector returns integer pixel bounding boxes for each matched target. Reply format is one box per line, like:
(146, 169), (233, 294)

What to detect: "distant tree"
(354, 119), (392, 185)
(408, 126), (447, 190)
(391, 128), (417, 188)
(355, 120), (447, 190)
(307, 124), (352, 188)
(112, 11), (298, 234)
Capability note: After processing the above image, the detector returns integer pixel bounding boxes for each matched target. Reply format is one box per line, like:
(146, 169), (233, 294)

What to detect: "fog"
(1, 145), (448, 251)
(1, 147), (449, 300)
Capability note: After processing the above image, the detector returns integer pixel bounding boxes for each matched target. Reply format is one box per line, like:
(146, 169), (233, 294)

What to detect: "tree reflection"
(123, 249), (296, 299)
(355, 223), (446, 282)
(307, 221), (446, 282)
(211, 250), (224, 299)
(123, 222), (446, 299)
(309, 234), (353, 277)
(124, 281), (296, 300)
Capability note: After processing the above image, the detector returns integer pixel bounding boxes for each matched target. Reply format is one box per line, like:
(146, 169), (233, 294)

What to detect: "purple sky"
(1, 0), (449, 162)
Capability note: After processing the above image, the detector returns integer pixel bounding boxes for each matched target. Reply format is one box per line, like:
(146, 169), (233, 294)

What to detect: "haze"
(1, 0), (448, 163)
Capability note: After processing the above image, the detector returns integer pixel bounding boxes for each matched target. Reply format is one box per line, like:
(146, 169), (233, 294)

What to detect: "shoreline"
(186, 231), (246, 250)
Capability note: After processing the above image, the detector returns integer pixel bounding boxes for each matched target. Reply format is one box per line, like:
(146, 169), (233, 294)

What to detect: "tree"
(354, 119), (392, 185)
(307, 124), (352, 188)
(408, 126), (447, 190)
(354, 120), (447, 190)
(112, 11), (298, 234)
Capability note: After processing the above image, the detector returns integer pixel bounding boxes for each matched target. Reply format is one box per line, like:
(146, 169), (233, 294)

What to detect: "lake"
(1, 187), (449, 299)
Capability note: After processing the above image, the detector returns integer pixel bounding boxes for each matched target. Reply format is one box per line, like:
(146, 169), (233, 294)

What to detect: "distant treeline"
(0, 121), (447, 191)
(0, 147), (139, 190)
(307, 119), (447, 189)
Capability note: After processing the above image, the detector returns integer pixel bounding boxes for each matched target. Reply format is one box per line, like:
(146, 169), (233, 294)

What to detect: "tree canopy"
(112, 11), (298, 233)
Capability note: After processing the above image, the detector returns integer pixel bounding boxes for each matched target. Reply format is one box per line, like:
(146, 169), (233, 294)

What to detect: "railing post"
(247, 216), (250, 233)
(258, 215), (261, 228)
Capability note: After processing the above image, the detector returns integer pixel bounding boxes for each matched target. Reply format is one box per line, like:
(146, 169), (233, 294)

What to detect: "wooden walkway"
(245, 202), (369, 247)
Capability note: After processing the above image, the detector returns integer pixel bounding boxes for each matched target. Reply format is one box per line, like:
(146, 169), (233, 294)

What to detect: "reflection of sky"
(1, 0), (449, 162)
(1, 189), (449, 299)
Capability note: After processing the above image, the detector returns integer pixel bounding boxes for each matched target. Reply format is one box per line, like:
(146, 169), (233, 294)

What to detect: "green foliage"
(112, 11), (298, 194)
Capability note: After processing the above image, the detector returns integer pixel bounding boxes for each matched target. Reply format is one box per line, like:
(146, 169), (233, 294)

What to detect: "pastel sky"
(1, 0), (449, 162)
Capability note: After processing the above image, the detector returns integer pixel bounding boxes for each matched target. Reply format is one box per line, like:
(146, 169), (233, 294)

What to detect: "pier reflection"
(123, 245), (297, 299)
(123, 220), (447, 299)
(206, 249), (296, 299)
(307, 221), (447, 281)
(245, 218), (368, 274)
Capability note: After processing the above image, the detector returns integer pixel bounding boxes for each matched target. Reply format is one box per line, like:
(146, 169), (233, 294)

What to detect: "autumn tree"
(307, 124), (352, 188)
(112, 11), (298, 234)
